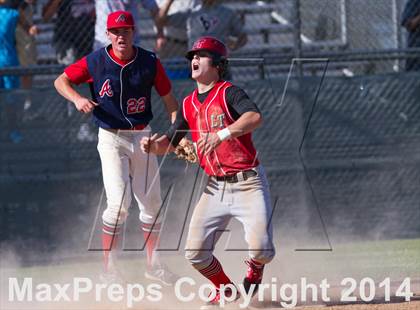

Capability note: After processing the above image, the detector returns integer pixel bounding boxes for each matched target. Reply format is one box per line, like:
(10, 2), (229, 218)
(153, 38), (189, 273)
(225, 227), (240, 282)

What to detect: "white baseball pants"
(185, 165), (275, 269)
(97, 127), (162, 227)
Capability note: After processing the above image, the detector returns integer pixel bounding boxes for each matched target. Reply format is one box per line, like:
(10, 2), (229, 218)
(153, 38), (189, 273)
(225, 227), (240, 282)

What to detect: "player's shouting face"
(191, 51), (219, 82)
(107, 27), (134, 56)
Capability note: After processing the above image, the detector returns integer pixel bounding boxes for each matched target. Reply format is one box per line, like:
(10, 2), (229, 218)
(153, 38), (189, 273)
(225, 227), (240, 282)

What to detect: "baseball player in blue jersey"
(54, 10), (178, 285)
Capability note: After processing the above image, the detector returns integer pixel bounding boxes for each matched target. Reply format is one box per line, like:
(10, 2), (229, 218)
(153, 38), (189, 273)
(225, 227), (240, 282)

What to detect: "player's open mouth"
(192, 64), (199, 71)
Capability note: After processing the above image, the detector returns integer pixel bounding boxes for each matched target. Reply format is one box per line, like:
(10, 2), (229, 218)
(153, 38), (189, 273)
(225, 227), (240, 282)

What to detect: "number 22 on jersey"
(127, 97), (146, 114)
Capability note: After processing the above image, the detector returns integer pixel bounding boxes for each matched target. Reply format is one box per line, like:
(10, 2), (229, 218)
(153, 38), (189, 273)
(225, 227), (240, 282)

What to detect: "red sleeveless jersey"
(182, 81), (259, 176)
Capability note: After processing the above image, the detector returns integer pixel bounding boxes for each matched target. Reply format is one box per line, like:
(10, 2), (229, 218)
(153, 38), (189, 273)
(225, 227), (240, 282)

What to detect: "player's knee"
(185, 249), (212, 267)
(249, 247), (276, 265)
(102, 207), (128, 226)
(184, 249), (199, 263)
(247, 234), (275, 264)
(139, 211), (163, 226)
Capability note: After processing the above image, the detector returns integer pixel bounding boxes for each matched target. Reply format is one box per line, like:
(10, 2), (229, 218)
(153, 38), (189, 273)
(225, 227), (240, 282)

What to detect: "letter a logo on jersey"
(99, 79), (113, 98)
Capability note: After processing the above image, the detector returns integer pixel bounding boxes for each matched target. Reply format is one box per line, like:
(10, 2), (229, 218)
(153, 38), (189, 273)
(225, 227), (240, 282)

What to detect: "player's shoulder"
(224, 83), (250, 101)
(184, 90), (195, 100)
(86, 47), (107, 64)
(89, 45), (112, 57)
(128, 46), (158, 70)
(224, 81), (243, 93)
(182, 89), (196, 107)
(135, 46), (158, 61)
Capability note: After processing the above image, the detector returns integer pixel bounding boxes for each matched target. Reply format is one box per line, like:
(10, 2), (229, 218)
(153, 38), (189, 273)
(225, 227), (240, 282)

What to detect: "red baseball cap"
(107, 11), (135, 30)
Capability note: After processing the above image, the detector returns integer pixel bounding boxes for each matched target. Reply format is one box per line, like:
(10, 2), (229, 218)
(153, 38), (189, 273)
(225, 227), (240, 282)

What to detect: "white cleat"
(144, 264), (179, 286)
(99, 269), (126, 286)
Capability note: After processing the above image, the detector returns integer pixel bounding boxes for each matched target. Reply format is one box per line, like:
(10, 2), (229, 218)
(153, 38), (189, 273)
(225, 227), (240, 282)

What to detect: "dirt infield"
(1, 239), (419, 310)
(295, 301), (420, 310)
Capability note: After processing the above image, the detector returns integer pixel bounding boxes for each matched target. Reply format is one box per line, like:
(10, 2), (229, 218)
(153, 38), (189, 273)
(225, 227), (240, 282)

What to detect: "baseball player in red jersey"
(141, 36), (275, 307)
(54, 11), (178, 285)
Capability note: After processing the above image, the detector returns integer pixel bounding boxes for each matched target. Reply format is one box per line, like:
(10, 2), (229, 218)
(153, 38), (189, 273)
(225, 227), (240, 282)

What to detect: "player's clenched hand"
(197, 132), (222, 156)
(140, 133), (158, 153)
(74, 97), (98, 113)
(140, 134), (172, 155)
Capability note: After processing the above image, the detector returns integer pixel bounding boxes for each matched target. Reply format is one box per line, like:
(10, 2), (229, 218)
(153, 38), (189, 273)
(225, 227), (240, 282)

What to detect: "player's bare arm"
(54, 73), (98, 114)
(161, 92), (178, 123)
(227, 110), (262, 138)
(198, 111), (262, 156)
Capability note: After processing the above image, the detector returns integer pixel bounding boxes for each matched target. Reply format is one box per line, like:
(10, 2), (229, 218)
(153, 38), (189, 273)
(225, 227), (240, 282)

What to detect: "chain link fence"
(1, 73), (420, 262)
(1, 0), (420, 263)
(1, 0), (420, 85)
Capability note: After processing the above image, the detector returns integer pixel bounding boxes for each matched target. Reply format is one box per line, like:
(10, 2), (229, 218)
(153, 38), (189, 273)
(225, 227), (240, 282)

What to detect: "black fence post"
(293, 0), (303, 76)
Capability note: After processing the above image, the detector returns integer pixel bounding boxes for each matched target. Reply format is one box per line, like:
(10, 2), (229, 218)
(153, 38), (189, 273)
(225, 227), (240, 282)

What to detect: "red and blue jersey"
(64, 45), (171, 129)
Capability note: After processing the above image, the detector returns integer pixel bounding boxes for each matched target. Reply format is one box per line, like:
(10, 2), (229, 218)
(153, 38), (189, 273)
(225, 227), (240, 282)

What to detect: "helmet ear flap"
(217, 58), (229, 79)
(211, 54), (227, 67)
(211, 54), (221, 67)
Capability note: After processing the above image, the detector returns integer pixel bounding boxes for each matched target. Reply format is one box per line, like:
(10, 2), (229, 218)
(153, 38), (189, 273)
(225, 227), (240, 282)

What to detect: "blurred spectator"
(159, 0), (246, 80)
(43, 0), (96, 141)
(188, 0), (247, 50)
(155, 0), (198, 59)
(155, 0), (199, 79)
(16, 0), (38, 84)
(0, 0), (20, 89)
(0, 0), (21, 142)
(163, 0), (247, 52)
(93, 0), (173, 50)
(43, 0), (95, 65)
(401, 0), (420, 71)
(16, 0), (38, 114)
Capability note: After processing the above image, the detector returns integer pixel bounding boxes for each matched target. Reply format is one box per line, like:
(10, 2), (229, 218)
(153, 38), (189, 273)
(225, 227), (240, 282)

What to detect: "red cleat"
(243, 259), (265, 296)
(200, 285), (240, 309)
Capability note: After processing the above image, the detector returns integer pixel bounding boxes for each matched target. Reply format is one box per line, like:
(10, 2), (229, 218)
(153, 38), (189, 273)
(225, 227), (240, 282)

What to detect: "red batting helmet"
(107, 11), (135, 30)
(185, 36), (228, 60)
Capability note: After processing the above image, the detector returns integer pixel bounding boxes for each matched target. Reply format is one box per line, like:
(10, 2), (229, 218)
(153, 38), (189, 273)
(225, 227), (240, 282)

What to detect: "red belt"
(133, 124), (147, 130)
(120, 124), (147, 131)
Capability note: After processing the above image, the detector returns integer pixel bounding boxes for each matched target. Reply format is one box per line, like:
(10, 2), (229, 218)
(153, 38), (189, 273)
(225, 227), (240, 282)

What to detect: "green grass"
(269, 238), (420, 284)
(1, 239), (419, 286)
